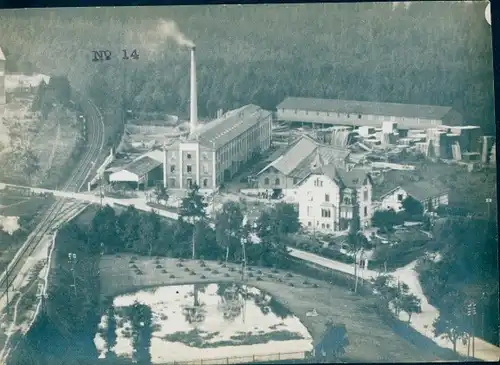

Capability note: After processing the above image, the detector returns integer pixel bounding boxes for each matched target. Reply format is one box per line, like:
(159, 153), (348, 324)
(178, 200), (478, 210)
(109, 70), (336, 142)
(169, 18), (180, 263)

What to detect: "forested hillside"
(0, 2), (494, 132)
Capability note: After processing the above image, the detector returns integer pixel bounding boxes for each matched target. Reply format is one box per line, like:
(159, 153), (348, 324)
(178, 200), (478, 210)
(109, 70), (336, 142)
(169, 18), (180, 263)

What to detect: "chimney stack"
(190, 46), (197, 135)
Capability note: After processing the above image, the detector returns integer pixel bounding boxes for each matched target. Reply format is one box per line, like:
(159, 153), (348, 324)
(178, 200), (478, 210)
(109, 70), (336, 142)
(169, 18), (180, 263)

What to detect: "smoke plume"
(158, 19), (195, 48)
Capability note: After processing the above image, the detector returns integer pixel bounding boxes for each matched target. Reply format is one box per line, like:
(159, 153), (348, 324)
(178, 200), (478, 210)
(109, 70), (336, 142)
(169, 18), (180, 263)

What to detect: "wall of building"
(377, 187), (408, 212)
(276, 108), (443, 130)
(356, 182), (373, 228)
(164, 147), (181, 188)
(198, 144), (215, 189)
(297, 174), (341, 233)
(257, 168), (295, 190)
(421, 193), (448, 212)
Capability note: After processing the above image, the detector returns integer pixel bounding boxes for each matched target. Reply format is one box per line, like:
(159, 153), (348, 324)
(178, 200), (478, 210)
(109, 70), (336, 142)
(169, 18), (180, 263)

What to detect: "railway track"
(0, 89), (105, 314)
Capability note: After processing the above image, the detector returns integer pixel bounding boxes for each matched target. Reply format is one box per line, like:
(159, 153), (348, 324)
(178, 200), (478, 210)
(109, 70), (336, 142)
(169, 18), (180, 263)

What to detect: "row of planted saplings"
(126, 256), (321, 289)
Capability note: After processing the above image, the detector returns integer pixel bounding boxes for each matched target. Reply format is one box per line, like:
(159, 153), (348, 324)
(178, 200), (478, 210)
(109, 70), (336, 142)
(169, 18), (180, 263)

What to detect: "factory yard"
(99, 254), (460, 363)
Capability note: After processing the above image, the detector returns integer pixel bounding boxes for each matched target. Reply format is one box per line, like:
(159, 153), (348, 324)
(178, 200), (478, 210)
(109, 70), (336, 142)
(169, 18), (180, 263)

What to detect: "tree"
(400, 293), (422, 324)
(152, 184), (169, 205)
(88, 205), (117, 253)
(345, 210), (370, 293)
(104, 305), (117, 358)
(137, 210), (161, 256)
(179, 184), (208, 259)
(432, 292), (468, 353)
(116, 205), (141, 250)
(128, 301), (153, 365)
(371, 209), (400, 232)
(271, 202), (300, 236)
(48, 75), (72, 106)
(315, 321), (349, 361)
(402, 196), (424, 216)
(215, 201), (243, 263)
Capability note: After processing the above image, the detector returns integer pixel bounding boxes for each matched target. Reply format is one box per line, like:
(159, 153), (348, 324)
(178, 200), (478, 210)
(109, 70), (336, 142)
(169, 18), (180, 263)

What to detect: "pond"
(94, 283), (313, 364)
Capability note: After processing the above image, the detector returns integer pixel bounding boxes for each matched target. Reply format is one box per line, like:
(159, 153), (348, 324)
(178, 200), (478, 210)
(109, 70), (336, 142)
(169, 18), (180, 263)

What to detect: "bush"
(205, 267), (211, 271)
(200, 275), (207, 279)
(190, 270), (196, 275)
(135, 269), (143, 275)
(248, 272), (254, 278)
(229, 267), (235, 272)
(256, 276), (263, 281)
(169, 274), (175, 278)
(288, 282), (294, 287)
(303, 280), (310, 285)
(285, 273), (293, 278)
(257, 270), (262, 274)
(319, 247), (355, 264)
(176, 263), (183, 267)
(272, 269), (279, 274)
(184, 267), (190, 272)
(224, 273), (230, 277)
(371, 239), (429, 270)
(156, 264), (162, 269)
(212, 269), (219, 274)
(130, 264), (138, 269)
(161, 269), (168, 273)
(312, 283), (319, 288)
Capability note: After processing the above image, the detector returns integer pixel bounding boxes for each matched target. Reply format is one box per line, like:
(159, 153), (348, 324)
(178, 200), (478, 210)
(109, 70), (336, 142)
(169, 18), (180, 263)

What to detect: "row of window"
(307, 221), (332, 230)
(287, 109), (363, 119)
(168, 177), (210, 188)
(306, 206), (369, 218)
(170, 152), (209, 162)
(306, 190), (370, 203)
(169, 164), (210, 174)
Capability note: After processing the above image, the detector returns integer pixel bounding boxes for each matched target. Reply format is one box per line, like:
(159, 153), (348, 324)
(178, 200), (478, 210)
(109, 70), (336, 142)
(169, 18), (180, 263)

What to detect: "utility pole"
(5, 267), (9, 316)
(68, 253), (77, 297)
(467, 302), (477, 359)
(486, 198), (492, 222)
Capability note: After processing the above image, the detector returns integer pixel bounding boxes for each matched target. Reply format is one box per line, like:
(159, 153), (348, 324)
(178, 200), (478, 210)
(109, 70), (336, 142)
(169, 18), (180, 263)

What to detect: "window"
(397, 194), (404, 201)
(294, 109), (298, 114)
(170, 154), (176, 162)
(325, 194), (330, 202)
(275, 178), (280, 185)
(326, 224), (330, 229)
(363, 190), (369, 201)
(187, 153), (192, 159)
(305, 111), (309, 115)
(168, 178), (176, 187)
(187, 165), (192, 173)
(364, 206), (368, 217)
(203, 179), (208, 187)
(308, 221), (312, 227)
(321, 223), (325, 229)
(170, 165), (176, 173)
(358, 114), (362, 119)
(187, 178), (193, 188)
(307, 206), (313, 216)
(202, 152), (208, 160)
(314, 178), (323, 187)
(307, 191), (313, 201)
(293, 178), (298, 185)
(337, 113), (340, 117)
(343, 196), (351, 205)
(316, 112), (320, 116)
(203, 163), (209, 174)
(326, 112), (330, 116)
(347, 114), (350, 118)
(321, 208), (331, 218)
(264, 177), (269, 185)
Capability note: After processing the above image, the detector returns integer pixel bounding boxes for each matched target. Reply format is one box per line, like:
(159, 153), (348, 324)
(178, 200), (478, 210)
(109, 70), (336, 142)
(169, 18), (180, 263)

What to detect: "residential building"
(276, 97), (463, 131)
(374, 180), (448, 213)
(296, 162), (373, 233)
(163, 104), (272, 190)
(256, 135), (350, 190)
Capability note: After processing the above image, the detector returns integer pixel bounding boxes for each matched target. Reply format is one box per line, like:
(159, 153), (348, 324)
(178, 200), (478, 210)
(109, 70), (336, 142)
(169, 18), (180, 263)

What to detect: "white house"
(109, 156), (163, 189)
(375, 180), (448, 213)
(296, 154), (373, 233)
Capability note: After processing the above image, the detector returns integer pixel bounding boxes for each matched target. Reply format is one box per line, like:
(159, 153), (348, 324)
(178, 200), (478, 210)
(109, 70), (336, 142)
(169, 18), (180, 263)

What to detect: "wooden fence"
(162, 351), (310, 365)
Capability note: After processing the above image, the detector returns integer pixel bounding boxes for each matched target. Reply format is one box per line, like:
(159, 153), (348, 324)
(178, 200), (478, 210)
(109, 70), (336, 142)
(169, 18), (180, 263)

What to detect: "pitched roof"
(401, 180), (447, 202)
(336, 168), (372, 188)
(192, 104), (271, 149)
(122, 156), (162, 177)
(0, 46), (5, 62)
(262, 135), (350, 178)
(277, 97), (453, 120)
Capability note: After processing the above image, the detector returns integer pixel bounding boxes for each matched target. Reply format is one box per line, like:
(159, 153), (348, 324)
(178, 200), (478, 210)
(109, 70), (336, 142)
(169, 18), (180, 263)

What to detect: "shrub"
(221, 263), (227, 268)
(130, 264), (138, 269)
(131, 256), (138, 261)
(312, 283), (319, 288)
(277, 278), (283, 282)
(285, 273), (293, 278)
(190, 270), (196, 275)
(272, 269), (279, 274)
(135, 269), (143, 275)
(156, 264), (162, 269)
(212, 269), (219, 274)
(229, 267), (235, 272)
(179, 258), (184, 262)
(205, 267), (212, 271)
(319, 247), (355, 264)
(176, 263), (183, 267)
(161, 269), (168, 273)
(288, 282), (294, 287)
(169, 274), (175, 279)
(257, 270), (263, 274)
(247, 267), (253, 271)
(200, 260), (206, 267)
(184, 267), (190, 272)
(267, 274), (274, 279)
(129, 259), (135, 264)
(248, 272), (254, 278)
(224, 273), (230, 277)
(256, 276), (263, 281)
(200, 275), (207, 279)
(116, 254), (121, 258)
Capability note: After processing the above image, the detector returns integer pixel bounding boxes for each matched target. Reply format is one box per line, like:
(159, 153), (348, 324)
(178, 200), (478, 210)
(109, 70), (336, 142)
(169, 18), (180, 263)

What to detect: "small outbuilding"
(109, 156), (163, 190)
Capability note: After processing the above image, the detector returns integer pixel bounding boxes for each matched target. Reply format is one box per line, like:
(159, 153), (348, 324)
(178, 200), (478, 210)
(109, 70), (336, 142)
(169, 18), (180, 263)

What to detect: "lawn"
(99, 254), (460, 363)
(0, 196), (55, 217)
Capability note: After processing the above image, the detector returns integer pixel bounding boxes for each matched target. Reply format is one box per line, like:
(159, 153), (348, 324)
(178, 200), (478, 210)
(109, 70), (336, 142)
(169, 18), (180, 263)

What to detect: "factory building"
(0, 46), (5, 115)
(162, 47), (272, 191)
(276, 97), (463, 131)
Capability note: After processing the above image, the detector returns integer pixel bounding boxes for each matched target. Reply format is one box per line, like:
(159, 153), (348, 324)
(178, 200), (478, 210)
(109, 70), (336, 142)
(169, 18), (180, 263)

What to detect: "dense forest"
(0, 2), (495, 133)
